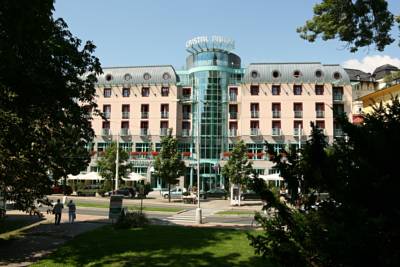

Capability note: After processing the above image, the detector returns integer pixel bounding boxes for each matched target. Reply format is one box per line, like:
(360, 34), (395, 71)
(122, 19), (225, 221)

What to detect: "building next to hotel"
(87, 36), (353, 190)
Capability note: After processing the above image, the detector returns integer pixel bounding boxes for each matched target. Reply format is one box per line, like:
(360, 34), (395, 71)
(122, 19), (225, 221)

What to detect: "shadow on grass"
(35, 224), (272, 267)
(0, 213), (45, 235)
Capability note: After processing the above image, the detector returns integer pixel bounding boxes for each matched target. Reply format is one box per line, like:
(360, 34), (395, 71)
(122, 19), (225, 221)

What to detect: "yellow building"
(359, 84), (400, 114)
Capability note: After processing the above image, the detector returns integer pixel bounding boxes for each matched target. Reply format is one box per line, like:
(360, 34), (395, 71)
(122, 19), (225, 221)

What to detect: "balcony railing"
(183, 112), (190, 119)
(122, 112), (130, 119)
(181, 129), (190, 137)
(160, 128), (169, 136)
(101, 128), (111, 136)
(103, 112), (110, 119)
(272, 128), (282, 136)
(229, 129), (237, 137)
(141, 112), (149, 119)
(293, 128), (303, 136)
(334, 128), (344, 136)
(251, 111), (259, 118)
(229, 93), (237, 102)
(272, 110), (281, 118)
(161, 111), (169, 119)
(182, 94), (191, 100)
(140, 128), (149, 136)
(316, 110), (325, 118)
(229, 112), (237, 119)
(120, 128), (130, 136)
(250, 128), (260, 136)
(294, 111), (303, 118)
(333, 93), (343, 101)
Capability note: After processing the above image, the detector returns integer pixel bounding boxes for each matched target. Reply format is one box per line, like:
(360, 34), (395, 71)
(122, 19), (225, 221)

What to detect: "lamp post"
(115, 132), (119, 191)
(195, 97), (202, 224)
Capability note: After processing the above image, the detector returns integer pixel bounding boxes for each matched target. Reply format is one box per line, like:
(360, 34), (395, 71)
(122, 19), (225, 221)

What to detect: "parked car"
(240, 190), (260, 200)
(202, 188), (228, 200)
(51, 185), (72, 195)
(104, 188), (135, 198)
(161, 187), (187, 199)
(84, 184), (101, 190)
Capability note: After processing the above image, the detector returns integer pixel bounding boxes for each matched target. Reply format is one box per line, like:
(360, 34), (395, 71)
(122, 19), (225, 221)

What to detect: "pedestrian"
(67, 200), (76, 223)
(53, 199), (64, 225)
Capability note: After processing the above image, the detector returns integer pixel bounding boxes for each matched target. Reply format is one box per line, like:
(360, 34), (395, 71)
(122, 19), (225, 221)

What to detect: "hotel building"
(88, 36), (352, 190)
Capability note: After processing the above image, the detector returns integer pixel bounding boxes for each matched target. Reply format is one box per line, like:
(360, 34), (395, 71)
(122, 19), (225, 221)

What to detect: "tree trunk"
(230, 183), (234, 206)
(238, 185), (241, 207)
(168, 183), (171, 203)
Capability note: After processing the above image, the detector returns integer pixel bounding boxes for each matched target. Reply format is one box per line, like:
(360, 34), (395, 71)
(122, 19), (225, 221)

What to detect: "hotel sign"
(186, 36), (235, 52)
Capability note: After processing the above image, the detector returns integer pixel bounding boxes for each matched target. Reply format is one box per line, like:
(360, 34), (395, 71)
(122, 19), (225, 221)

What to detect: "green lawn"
(74, 201), (184, 213)
(0, 216), (43, 235)
(33, 225), (272, 267)
(216, 210), (256, 216)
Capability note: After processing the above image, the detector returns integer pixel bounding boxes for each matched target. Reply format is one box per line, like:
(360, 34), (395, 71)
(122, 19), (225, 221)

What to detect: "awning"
(67, 172), (104, 181)
(122, 172), (146, 182)
(259, 173), (283, 181)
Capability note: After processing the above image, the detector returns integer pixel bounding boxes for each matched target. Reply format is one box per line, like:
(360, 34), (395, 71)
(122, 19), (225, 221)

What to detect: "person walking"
(53, 199), (64, 225)
(67, 200), (76, 223)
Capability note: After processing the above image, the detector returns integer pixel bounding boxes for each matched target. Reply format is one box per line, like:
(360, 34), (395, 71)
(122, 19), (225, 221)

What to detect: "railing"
(181, 129), (190, 137)
(182, 94), (191, 100)
(333, 93), (343, 101)
(229, 129), (237, 137)
(229, 112), (237, 119)
(140, 128), (149, 136)
(272, 110), (281, 118)
(122, 112), (130, 119)
(334, 128), (344, 136)
(316, 110), (325, 118)
(183, 112), (190, 119)
(294, 111), (303, 118)
(251, 111), (259, 118)
(141, 112), (149, 119)
(120, 128), (130, 136)
(293, 128), (303, 136)
(161, 111), (169, 119)
(229, 93), (237, 102)
(160, 128), (169, 136)
(250, 128), (259, 136)
(101, 128), (111, 136)
(272, 128), (281, 136)
(103, 112), (110, 119)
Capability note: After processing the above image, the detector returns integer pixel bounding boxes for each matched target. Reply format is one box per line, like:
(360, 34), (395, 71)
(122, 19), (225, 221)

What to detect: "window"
(294, 103), (303, 118)
(143, 73), (151, 80)
(182, 105), (191, 119)
(121, 121), (129, 129)
(122, 88), (130, 97)
(293, 85), (302, 95)
(161, 87), (169, 97)
(160, 121), (169, 129)
(141, 104), (149, 119)
(162, 72), (171, 80)
(294, 121), (303, 136)
(102, 121), (110, 129)
(315, 85), (324, 95)
(122, 104), (130, 119)
(293, 70), (301, 78)
(250, 85), (259, 95)
(272, 85), (280, 95)
(272, 70), (280, 78)
(182, 121), (190, 129)
(105, 74), (112, 81)
(229, 87), (238, 101)
(140, 121), (148, 129)
(229, 104), (238, 119)
(333, 72), (341, 80)
(103, 105), (111, 119)
(103, 88), (111, 98)
(182, 88), (191, 97)
(315, 70), (323, 78)
(272, 121), (281, 135)
(250, 103), (259, 118)
(161, 104), (169, 118)
(272, 103), (281, 118)
(123, 73), (132, 81)
(251, 71), (259, 78)
(316, 103), (325, 118)
(333, 104), (345, 116)
(250, 121), (259, 129)
(316, 120), (325, 129)
(142, 87), (150, 97)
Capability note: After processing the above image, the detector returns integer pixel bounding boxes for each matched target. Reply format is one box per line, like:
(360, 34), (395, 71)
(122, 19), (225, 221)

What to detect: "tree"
(221, 140), (253, 206)
(0, 0), (101, 210)
(297, 0), (397, 52)
(153, 130), (185, 202)
(249, 101), (400, 266)
(97, 142), (131, 190)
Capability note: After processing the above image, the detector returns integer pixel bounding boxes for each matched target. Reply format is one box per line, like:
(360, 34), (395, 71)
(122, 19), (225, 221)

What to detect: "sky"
(54, 0), (400, 73)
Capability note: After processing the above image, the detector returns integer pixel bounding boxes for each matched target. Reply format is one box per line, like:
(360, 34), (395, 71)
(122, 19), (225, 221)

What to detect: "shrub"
(115, 211), (149, 229)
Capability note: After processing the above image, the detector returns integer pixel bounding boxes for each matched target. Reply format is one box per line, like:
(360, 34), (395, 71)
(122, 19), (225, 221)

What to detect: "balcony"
(183, 112), (190, 119)
(101, 128), (111, 136)
(250, 128), (260, 136)
(122, 112), (130, 119)
(229, 129), (237, 137)
(293, 128), (303, 136)
(334, 128), (344, 136)
(272, 110), (281, 118)
(272, 128), (282, 136)
(251, 111), (259, 118)
(229, 112), (238, 119)
(161, 111), (169, 119)
(333, 93), (343, 101)
(181, 129), (190, 137)
(229, 93), (237, 102)
(120, 128), (130, 136)
(160, 128), (169, 136)
(316, 110), (325, 118)
(294, 111), (303, 118)
(103, 112), (110, 119)
(140, 128), (149, 136)
(182, 94), (191, 101)
(141, 112), (149, 119)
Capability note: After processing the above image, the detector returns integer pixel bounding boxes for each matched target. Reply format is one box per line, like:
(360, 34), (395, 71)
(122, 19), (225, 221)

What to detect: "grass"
(74, 200), (184, 213)
(33, 225), (272, 267)
(216, 210), (256, 216)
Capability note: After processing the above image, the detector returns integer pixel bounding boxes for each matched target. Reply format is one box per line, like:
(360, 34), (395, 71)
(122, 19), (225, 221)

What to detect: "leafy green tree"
(221, 140), (253, 206)
(153, 130), (185, 202)
(297, 0), (397, 52)
(0, 0), (101, 210)
(97, 142), (131, 190)
(249, 100), (400, 266)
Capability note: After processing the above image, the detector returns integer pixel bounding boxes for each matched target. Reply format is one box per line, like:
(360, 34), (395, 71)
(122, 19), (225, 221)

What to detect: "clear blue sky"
(54, 0), (399, 70)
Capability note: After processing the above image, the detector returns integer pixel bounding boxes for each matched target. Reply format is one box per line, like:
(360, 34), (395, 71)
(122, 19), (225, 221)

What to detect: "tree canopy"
(297, 0), (397, 52)
(0, 0), (101, 210)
